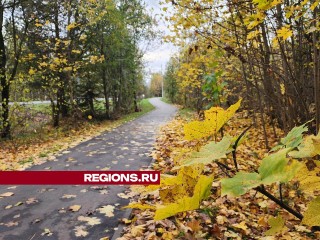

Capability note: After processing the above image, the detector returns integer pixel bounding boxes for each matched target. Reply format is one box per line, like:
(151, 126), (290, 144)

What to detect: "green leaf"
(272, 121), (310, 151)
(265, 215), (286, 236)
(259, 149), (302, 185)
(154, 174), (214, 220)
(221, 172), (261, 197)
(302, 197), (320, 227)
(221, 149), (302, 197)
(174, 136), (233, 169)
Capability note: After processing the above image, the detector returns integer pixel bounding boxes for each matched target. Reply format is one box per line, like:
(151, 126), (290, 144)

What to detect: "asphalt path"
(0, 98), (177, 240)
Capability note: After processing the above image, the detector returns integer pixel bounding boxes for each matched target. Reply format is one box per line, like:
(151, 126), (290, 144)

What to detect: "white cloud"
(140, 0), (178, 73)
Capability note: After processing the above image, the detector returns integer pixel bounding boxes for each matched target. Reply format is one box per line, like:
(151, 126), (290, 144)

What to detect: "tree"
(0, 0), (31, 138)
(162, 0), (320, 137)
(149, 73), (163, 97)
(164, 56), (178, 103)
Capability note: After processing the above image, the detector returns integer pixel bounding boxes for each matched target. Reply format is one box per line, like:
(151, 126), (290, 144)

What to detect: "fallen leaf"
(41, 228), (53, 236)
(69, 205), (82, 212)
(186, 220), (202, 232)
(14, 202), (23, 206)
(62, 194), (77, 199)
(121, 218), (132, 224)
(131, 224), (145, 237)
(98, 205), (115, 217)
(0, 192), (14, 197)
(74, 225), (89, 237)
(99, 190), (108, 195)
(265, 215), (286, 236)
(78, 216), (101, 226)
(1, 221), (19, 227)
(232, 221), (249, 234)
(31, 219), (41, 224)
(302, 197), (320, 227)
(26, 198), (38, 204)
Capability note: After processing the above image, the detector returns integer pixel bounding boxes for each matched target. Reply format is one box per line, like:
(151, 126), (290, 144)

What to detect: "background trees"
(0, 0), (153, 138)
(162, 0), (320, 136)
(149, 72), (163, 97)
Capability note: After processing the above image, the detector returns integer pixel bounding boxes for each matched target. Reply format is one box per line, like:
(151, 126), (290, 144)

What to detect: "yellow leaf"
(62, 194), (76, 199)
(131, 225), (145, 237)
(74, 226), (88, 237)
(232, 221), (249, 234)
(277, 26), (293, 41)
(77, 216), (101, 226)
(80, 34), (87, 40)
(154, 174), (214, 220)
(280, 83), (285, 95)
(98, 205), (114, 217)
(295, 161), (320, 194)
(265, 215), (287, 236)
(289, 133), (320, 158)
(69, 205), (81, 212)
(123, 202), (156, 210)
(184, 99), (241, 140)
(88, 115), (92, 120)
(302, 197), (320, 226)
(66, 22), (77, 31)
(247, 30), (260, 40)
(310, 0), (320, 11)
(0, 192), (14, 197)
(29, 68), (36, 75)
(64, 66), (73, 72)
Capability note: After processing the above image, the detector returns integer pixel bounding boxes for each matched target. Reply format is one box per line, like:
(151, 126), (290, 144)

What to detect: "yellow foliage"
(39, 62), (48, 67)
(184, 99), (242, 140)
(64, 66), (73, 72)
(302, 197), (320, 226)
(28, 68), (36, 75)
(66, 22), (77, 31)
(154, 174), (214, 220)
(124, 165), (213, 220)
(277, 26), (293, 41)
(310, 0), (320, 11)
(265, 215), (287, 236)
(280, 83), (285, 95)
(295, 161), (320, 195)
(123, 203), (156, 210)
(289, 133), (320, 158)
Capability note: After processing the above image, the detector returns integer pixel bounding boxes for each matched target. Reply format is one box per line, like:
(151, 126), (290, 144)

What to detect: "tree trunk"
(102, 66), (110, 118)
(313, 5), (320, 133)
(0, 4), (9, 138)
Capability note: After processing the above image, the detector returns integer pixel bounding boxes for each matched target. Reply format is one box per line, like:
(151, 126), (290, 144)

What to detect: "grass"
(0, 99), (156, 169)
(120, 99), (155, 122)
(177, 107), (196, 120)
(160, 97), (172, 104)
(30, 103), (51, 113)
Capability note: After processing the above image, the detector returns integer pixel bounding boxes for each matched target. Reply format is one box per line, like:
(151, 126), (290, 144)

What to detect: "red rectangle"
(0, 171), (160, 185)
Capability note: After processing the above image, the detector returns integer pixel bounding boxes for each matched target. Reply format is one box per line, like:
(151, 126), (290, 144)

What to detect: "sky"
(141, 0), (177, 81)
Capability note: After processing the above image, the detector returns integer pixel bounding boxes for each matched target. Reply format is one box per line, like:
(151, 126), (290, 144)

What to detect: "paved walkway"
(0, 98), (177, 240)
